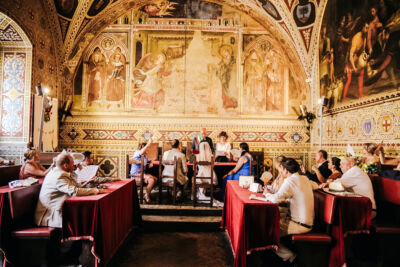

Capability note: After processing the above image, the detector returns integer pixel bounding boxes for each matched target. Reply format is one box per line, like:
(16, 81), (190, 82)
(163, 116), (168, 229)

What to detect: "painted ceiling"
(47, 0), (326, 78)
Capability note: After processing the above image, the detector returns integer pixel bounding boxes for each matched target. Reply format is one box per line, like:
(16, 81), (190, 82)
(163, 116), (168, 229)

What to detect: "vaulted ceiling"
(47, 0), (326, 78)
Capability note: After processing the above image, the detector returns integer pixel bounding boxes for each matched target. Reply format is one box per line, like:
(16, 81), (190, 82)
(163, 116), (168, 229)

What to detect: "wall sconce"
(297, 105), (316, 131)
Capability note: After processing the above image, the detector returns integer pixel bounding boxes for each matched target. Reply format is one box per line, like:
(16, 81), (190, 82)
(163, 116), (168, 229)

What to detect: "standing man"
(301, 149), (332, 183)
(35, 153), (108, 228)
(192, 128), (214, 154)
(342, 22), (369, 101)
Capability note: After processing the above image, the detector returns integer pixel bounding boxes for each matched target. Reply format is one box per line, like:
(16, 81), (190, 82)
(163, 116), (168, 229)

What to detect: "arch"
(0, 12), (32, 143)
(63, 0), (309, 100)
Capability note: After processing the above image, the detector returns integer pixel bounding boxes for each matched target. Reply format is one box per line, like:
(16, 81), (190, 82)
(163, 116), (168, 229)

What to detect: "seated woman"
(221, 142), (252, 200)
(264, 155), (286, 194)
(130, 138), (157, 202)
(362, 143), (380, 165)
(215, 131), (231, 162)
(19, 149), (53, 179)
(196, 142), (218, 200)
(313, 156), (343, 183)
(378, 143), (400, 169)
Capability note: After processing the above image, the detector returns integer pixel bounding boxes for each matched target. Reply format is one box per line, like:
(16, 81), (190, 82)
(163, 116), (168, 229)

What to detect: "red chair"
(7, 184), (61, 266)
(289, 191), (334, 267)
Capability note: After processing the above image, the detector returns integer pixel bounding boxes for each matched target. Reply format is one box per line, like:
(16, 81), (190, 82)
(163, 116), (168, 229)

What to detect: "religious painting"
(79, 34), (128, 111)
(54, 0), (78, 19)
(242, 35), (288, 114)
(140, 0), (222, 19)
(320, 0), (400, 109)
(130, 30), (238, 114)
(87, 0), (110, 17)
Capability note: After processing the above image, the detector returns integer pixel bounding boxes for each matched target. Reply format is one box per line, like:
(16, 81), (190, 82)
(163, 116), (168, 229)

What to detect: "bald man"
(35, 153), (108, 228)
(192, 128), (214, 154)
(331, 157), (376, 218)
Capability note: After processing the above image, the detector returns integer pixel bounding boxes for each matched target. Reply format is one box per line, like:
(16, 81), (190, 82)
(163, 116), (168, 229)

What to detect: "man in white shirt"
(162, 140), (188, 197)
(332, 157), (376, 218)
(264, 158), (318, 262)
(35, 153), (108, 228)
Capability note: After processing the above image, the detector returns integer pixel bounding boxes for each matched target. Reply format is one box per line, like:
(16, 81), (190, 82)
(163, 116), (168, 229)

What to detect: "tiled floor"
(109, 231), (234, 267)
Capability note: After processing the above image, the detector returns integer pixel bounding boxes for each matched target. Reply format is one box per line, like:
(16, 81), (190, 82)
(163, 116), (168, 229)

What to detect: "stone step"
(140, 203), (223, 217)
(142, 215), (221, 223)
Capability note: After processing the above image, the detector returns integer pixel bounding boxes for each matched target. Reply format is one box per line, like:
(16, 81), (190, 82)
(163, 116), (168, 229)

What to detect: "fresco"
(54, 0), (78, 19)
(87, 0), (110, 17)
(73, 4), (306, 117)
(140, 0), (222, 19)
(320, 0), (400, 108)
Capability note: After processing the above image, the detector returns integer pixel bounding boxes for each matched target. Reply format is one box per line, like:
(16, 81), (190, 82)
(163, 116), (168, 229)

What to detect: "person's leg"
(357, 69), (364, 98)
(144, 174), (156, 201)
(342, 65), (352, 101)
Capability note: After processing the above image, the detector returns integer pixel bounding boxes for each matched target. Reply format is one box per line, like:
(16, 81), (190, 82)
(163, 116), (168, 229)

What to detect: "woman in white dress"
(215, 131), (231, 162)
(196, 142), (218, 200)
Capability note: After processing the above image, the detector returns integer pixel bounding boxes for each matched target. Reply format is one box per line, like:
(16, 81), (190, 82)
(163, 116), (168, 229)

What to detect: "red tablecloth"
(221, 181), (280, 267)
(314, 190), (372, 267)
(62, 179), (141, 266)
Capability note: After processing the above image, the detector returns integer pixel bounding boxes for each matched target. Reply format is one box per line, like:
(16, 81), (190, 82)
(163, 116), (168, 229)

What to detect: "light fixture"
(43, 87), (50, 95)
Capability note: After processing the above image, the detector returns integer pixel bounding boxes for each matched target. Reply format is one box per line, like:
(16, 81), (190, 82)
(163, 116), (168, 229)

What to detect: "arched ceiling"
(45, 0), (328, 95)
(0, 11), (32, 48)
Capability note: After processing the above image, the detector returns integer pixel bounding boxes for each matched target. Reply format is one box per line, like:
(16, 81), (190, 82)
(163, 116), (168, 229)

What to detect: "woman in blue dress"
(130, 138), (157, 202)
(221, 142), (252, 200)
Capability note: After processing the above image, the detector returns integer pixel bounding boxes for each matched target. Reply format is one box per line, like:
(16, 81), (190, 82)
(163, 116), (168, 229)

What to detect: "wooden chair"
(186, 141), (193, 161)
(249, 150), (264, 179)
(145, 142), (159, 161)
(126, 154), (145, 204)
(162, 141), (173, 155)
(158, 156), (178, 204)
(192, 156), (215, 207)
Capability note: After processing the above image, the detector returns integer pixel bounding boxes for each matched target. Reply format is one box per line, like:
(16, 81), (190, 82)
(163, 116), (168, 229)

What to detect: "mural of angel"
(88, 47), (106, 103)
(105, 47), (125, 102)
(131, 53), (169, 109)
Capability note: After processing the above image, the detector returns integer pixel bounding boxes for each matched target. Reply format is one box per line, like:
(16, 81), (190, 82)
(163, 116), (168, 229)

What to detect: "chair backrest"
(186, 141), (192, 161)
(194, 156), (215, 180)
(0, 165), (21, 186)
(249, 150), (264, 178)
(145, 143), (159, 161)
(314, 191), (336, 225)
(8, 183), (42, 221)
(159, 155), (177, 179)
(127, 154), (145, 178)
(370, 175), (400, 205)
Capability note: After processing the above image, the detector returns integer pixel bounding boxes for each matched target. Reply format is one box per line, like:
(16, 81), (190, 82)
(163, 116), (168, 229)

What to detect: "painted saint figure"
(106, 47), (125, 102)
(217, 45), (237, 109)
(88, 47), (106, 103)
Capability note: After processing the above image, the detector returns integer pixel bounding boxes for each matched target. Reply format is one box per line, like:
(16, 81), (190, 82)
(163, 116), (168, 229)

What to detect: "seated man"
(325, 157), (377, 219)
(162, 139), (188, 198)
(35, 153), (108, 228)
(264, 158), (318, 263)
(192, 127), (214, 154)
(301, 149), (332, 183)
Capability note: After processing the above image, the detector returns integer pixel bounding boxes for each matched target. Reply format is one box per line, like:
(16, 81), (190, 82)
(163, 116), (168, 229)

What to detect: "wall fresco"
(320, 0), (400, 108)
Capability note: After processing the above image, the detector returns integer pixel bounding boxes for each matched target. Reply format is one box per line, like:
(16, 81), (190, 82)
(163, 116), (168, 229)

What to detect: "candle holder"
(298, 112), (316, 131)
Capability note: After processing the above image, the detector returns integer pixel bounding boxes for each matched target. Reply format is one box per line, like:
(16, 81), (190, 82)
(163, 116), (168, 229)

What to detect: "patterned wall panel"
(0, 52), (26, 137)
(60, 117), (311, 177)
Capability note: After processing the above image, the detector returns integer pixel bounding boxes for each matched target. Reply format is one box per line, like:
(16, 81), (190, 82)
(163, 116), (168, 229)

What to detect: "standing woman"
(19, 149), (54, 179)
(215, 131), (231, 162)
(221, 142), (252, 200)
(130, 138), (157, 202)
(196, 142), (218, 200)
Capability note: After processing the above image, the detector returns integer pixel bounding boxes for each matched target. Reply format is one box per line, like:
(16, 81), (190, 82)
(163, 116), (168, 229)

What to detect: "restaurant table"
(0, 165), (21, 186)
(314, 190), (372, 267)
(221, 180), (280, 267)
(62, 179), (141, 266)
